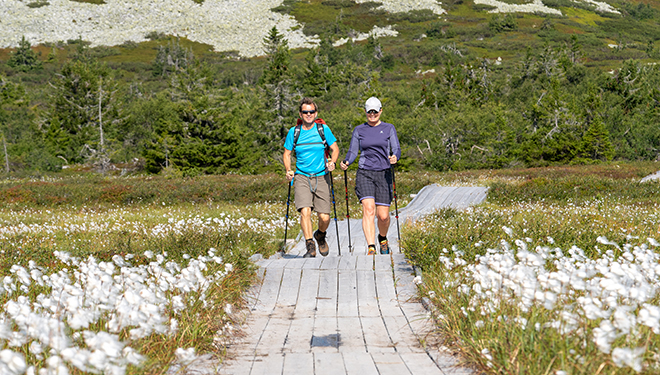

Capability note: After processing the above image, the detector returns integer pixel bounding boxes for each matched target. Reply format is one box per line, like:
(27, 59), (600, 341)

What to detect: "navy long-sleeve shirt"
(344, 122), (401, 171)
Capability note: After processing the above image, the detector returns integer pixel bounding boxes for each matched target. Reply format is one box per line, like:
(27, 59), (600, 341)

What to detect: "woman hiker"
(340, 97), (401, 255)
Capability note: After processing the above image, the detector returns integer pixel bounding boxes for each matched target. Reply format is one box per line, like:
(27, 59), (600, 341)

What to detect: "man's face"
(300, 104), (317, 124)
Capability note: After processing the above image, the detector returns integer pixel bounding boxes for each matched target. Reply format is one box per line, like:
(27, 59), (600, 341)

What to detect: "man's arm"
(326, 143), (339, 172)
(283, 148), (294, 181)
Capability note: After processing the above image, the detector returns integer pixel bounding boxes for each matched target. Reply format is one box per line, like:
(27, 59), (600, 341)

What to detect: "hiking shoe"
(367, 245), (377, 255)
(303, 239), (316, 258)
(378, 234), (390, 255)
(314, 230), (329, 257)
(379, 239), (390, 255)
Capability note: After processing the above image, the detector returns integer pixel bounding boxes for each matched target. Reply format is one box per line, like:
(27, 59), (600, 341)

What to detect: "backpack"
(293, 119), (329, 156)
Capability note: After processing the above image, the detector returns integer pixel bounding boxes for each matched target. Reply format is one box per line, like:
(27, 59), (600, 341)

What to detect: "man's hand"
(326, 161), (336, 172)
(286, 170), (294, 182)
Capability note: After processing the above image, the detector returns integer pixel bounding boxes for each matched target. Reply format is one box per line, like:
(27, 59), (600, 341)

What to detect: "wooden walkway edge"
(218, 185), (488, 375)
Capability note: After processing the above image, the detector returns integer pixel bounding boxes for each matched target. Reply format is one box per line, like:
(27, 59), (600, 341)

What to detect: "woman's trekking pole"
(390, 157), (401, 245)
(329, 171), (342, 256)
(282, 178), (293, 253)
(343, 169), (353, 253)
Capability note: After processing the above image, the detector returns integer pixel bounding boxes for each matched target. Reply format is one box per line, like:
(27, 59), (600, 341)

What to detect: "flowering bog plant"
(404, 186), (660, 374)
(0, 202), (285, 374)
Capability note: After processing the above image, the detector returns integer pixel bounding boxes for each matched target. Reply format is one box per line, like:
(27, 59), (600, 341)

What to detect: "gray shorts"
(294, 173), (332, 214)
(355, 168), (392, 206)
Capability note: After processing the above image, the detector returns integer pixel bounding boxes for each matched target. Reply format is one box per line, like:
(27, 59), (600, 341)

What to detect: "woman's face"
(366, 108), (381, 125)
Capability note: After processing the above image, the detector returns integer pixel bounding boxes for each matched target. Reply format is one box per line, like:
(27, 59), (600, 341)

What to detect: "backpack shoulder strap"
(316, 122), (328, 150)
(293, 124), (302, 147)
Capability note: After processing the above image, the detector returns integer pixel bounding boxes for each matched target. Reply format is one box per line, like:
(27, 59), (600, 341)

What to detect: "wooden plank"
(342, 352), (379, 375)
(311, 316), (339, 353)
(294, 269), (320, 317)
(381, 315), (424, 353)
(316, 269), (338, 317)
(360, 317), (395, 353)
(336, 221), (351, 252)
(375, 270), (399, 317)
(284, 258), (306, 269)
(249, 353), (285, 375)
(356, 269), (379, 317)
(302, 257), (324, 269)
(254, 318), (291, 355)
(267, 258), (291, 269)
(337, 255), (357, 270)
(374, 255), (391, 271)
(218, 356), (255, 375)
(371, 352), (411, 375)
(283, 316), (314, 353)
(400, 352), (445, 375)
(337, 269), (359, 317)
(337, 317), (366, 353)
(252, 267), (284, 313)
(282, 352), (314, 374)
(355, 254), (373, 271)
(277, 268), (302, 308)
(349, 219), (366, 253)
(314, 352), (345, 375)
(320, 255), (340, 270)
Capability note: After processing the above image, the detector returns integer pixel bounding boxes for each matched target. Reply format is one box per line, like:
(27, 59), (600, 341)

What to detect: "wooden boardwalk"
(219, 185), (488, 375)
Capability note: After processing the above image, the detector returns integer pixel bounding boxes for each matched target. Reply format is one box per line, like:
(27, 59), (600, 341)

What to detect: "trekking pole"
(343, 169), (353, 253)
(390, 155), (401, 245)
(282, 177), (293, 253)
(328, 171), (342, 256)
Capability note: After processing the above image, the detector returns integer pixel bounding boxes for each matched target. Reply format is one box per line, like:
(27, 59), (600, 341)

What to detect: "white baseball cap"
(365, 97), (382, 112)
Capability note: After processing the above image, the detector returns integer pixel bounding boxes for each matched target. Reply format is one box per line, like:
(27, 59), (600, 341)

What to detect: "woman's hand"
(340, 161), (349, 171)
(389, 155), (398, 164)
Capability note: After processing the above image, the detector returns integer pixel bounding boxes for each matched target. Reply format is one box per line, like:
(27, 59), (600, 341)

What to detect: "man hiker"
(283, 98), (340, 257)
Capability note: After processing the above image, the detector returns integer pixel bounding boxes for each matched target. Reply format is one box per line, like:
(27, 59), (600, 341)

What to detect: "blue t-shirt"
(284, 124), (337, 177)
(344, 122), (401, 171)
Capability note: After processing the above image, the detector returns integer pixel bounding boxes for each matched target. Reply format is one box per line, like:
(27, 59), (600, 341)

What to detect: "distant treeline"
(0, 28), (659, 175)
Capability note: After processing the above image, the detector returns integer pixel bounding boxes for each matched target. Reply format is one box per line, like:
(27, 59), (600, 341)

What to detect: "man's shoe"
(303, 239), (316, 258)
(314, 230), (329, 257)
(367, 244), (377, 255)
(379, 238), (390, 255)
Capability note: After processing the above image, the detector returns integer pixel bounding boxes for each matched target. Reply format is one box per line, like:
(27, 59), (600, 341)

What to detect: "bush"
(488, 14), (518, 33)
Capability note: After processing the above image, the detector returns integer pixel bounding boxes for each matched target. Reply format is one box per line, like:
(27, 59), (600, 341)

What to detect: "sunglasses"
(301, 110), (316, 115)
(367, 110), (379, 114)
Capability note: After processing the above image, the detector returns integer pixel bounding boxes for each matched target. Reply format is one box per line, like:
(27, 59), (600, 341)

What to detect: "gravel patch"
(355, 0), (446, 15)
(0, 0), (619, 57)
(0, 0), (318, 57)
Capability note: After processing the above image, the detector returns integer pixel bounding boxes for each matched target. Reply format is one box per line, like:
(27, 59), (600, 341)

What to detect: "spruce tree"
(7, 36), (42, 72)
(580, 117), (615, 161)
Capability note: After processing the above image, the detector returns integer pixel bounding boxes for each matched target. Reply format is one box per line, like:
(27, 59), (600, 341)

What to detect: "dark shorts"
(294, 173), (332, 214)
(355, 168), (392, 206)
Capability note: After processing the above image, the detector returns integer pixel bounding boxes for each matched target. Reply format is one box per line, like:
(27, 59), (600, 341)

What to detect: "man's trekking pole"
(282, 177), (293, 253)
(390, 155), (401, 245)
(328, 171), (341, 256)
(343, 169), (353, 253)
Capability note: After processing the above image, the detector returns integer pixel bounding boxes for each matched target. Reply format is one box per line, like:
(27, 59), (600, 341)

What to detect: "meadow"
(1, 162), (659, 373)
(0, 173), (293, 374)
(403, 161), (660, 374)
